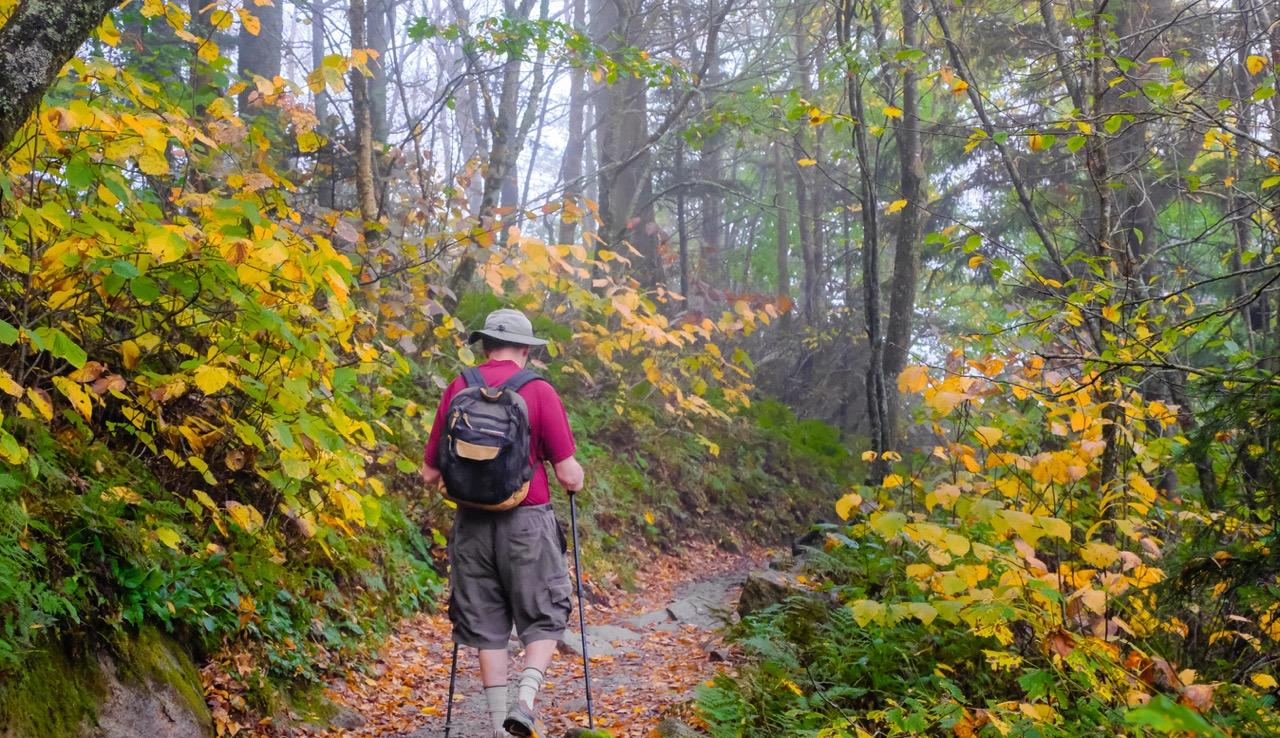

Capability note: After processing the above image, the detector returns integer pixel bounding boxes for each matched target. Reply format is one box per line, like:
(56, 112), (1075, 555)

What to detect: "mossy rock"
(0, 628), (211, 738)
(564, 730), (616, 738)
(0, 638), (103, 738)
(113, 626), (212, 730)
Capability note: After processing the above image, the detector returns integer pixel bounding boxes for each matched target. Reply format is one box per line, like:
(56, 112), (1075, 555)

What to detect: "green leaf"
(51, 330), (88, 369)
(0, 319), (18, 346)
(1125, 695), (1224, 736)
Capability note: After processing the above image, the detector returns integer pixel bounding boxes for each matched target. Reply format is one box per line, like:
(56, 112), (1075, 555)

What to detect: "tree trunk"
(349, 0), (379, 243)
(883, 0), (926, 449)
(772, 142), (791, 320)
(840, 0), (889, 479)
(236, 0), (284, 113)
(556, 0), (587, 245)
(368, 0), (392, 144)
(591, 0), (662, 286)
(0, 0), (122, 152)
(312, 0), (335, 209)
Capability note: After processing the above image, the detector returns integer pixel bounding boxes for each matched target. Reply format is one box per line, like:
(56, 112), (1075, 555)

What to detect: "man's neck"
(486, 349), (528, 367)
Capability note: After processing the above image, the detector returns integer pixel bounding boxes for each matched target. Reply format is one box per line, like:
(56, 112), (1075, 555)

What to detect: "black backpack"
(437, 367), (540, 511)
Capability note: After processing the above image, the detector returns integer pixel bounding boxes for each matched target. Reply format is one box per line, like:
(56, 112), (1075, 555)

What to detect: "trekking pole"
(569, 490), (595, 729)
(443, 640), (459, 738)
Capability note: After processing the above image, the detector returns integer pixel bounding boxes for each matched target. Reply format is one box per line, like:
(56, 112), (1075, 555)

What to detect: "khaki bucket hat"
(466, 308), (548, 347)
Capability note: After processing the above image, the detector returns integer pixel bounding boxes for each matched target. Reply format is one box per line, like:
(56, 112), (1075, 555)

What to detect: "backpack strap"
(462, 367), (487, 388)
(501, 369), (542, 392)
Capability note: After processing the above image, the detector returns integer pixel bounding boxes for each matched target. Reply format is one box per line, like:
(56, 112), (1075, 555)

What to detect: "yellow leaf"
(1039, 516), (1072, 541)
(155, 527), (182, 551)
(1251, 673), (1277, 689)
(644, 511), (655, 525)
(238, 7), (262, 35)
(797, 158), (817, 167)
(26, 388), (52, 421)
(849, 599), (886, 627)
(1029, 133), (1046, 151)
(951, 79), (969, 94)
(968, 254), (985, 268)
(835, 492), (863, 521)
(225, 500), (263, 533)
(1102, 303), (1121, 322)
(0, 369), (22, 398)
(1080, 541), (1121, 568)
(974, 426), (1003, 446)
(883, 105), (903, 119)
(898, 365), (929, 393)
(192, 365), (234, 394)
(52, 376), (91, 420)
(1247, 55), (1268, 75)
(98, 14), (122, 46)
(883, 473), (905, 489)
(861, 450), (878, 462)
(885, 198), (908, 214)
(906, 602), (937, 625)
(1076, 120), (1094, 135)
(297, 130), (323, 153)
(906, 564), (934, 581)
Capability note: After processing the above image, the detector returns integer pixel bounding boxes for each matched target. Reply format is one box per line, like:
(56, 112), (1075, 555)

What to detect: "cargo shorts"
(447, 503), (573, 650)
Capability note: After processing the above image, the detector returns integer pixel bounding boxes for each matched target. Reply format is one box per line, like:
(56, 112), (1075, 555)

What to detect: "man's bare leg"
(517, 639), (557, 709)
(479, 648), (509, 735)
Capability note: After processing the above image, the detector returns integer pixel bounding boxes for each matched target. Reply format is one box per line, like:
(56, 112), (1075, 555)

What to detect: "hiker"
(421, 308), (585, 738)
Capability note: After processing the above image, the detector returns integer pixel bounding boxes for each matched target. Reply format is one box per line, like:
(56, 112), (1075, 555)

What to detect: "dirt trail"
(297, 542), (766, 738)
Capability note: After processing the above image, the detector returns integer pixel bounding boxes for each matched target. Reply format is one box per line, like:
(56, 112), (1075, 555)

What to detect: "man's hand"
(553, 456), (585, 494)
(421, 463), (442, 488)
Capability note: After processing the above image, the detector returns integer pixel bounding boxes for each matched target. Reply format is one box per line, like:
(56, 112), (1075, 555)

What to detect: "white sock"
(517, 666), (545, 709)
(484, 685), (508, 732)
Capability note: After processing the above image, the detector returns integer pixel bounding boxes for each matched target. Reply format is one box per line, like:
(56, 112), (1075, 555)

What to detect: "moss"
(0, 639), (103, 738)
(115, 627), (212, 731)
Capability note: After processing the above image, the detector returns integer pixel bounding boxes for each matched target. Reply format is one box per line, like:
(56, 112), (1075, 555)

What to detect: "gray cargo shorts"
(447, 503), (573, 650)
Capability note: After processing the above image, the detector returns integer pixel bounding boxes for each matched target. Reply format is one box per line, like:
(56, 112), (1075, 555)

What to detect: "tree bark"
(0, 0), (121, 152)
(349, 0), (379, 243)
(883, 0), (926, 449)
(312, 0), (336, 209)
(840, 0), (889, 479)
(772, 142), (791, 319)
(556, 0), (587, 246)
(591, 0), (662, 285)
(367, 0), (392, 144)
(236, 0), (284, 114)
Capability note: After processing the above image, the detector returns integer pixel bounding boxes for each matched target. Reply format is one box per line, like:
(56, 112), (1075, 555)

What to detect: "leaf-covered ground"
(293, 542), (766, 737)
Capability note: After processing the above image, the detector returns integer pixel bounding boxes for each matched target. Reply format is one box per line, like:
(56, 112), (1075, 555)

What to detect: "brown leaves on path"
(287, 541), (767, 738)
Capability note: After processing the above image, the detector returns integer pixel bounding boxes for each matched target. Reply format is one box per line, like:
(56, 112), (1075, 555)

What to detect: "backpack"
(437, 367), (540, 511)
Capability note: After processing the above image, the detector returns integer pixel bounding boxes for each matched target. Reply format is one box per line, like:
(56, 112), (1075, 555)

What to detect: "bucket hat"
(467, 308), (548, 347)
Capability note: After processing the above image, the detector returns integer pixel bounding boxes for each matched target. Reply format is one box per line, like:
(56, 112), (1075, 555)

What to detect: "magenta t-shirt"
(423, 360), (576, 505)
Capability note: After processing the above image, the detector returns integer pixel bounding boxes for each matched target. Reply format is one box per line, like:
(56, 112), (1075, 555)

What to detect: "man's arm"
(421, 463), (442, 487)
(553, 456), (584, 493)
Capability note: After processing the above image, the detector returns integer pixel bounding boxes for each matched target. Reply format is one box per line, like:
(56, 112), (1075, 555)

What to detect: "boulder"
(91, 629), (213, 738)
(737, 569), (807, 617)
(0, 627), (212, 738)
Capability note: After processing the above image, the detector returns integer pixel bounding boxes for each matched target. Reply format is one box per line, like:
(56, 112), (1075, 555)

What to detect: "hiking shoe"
(503, 702), (544, 737)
